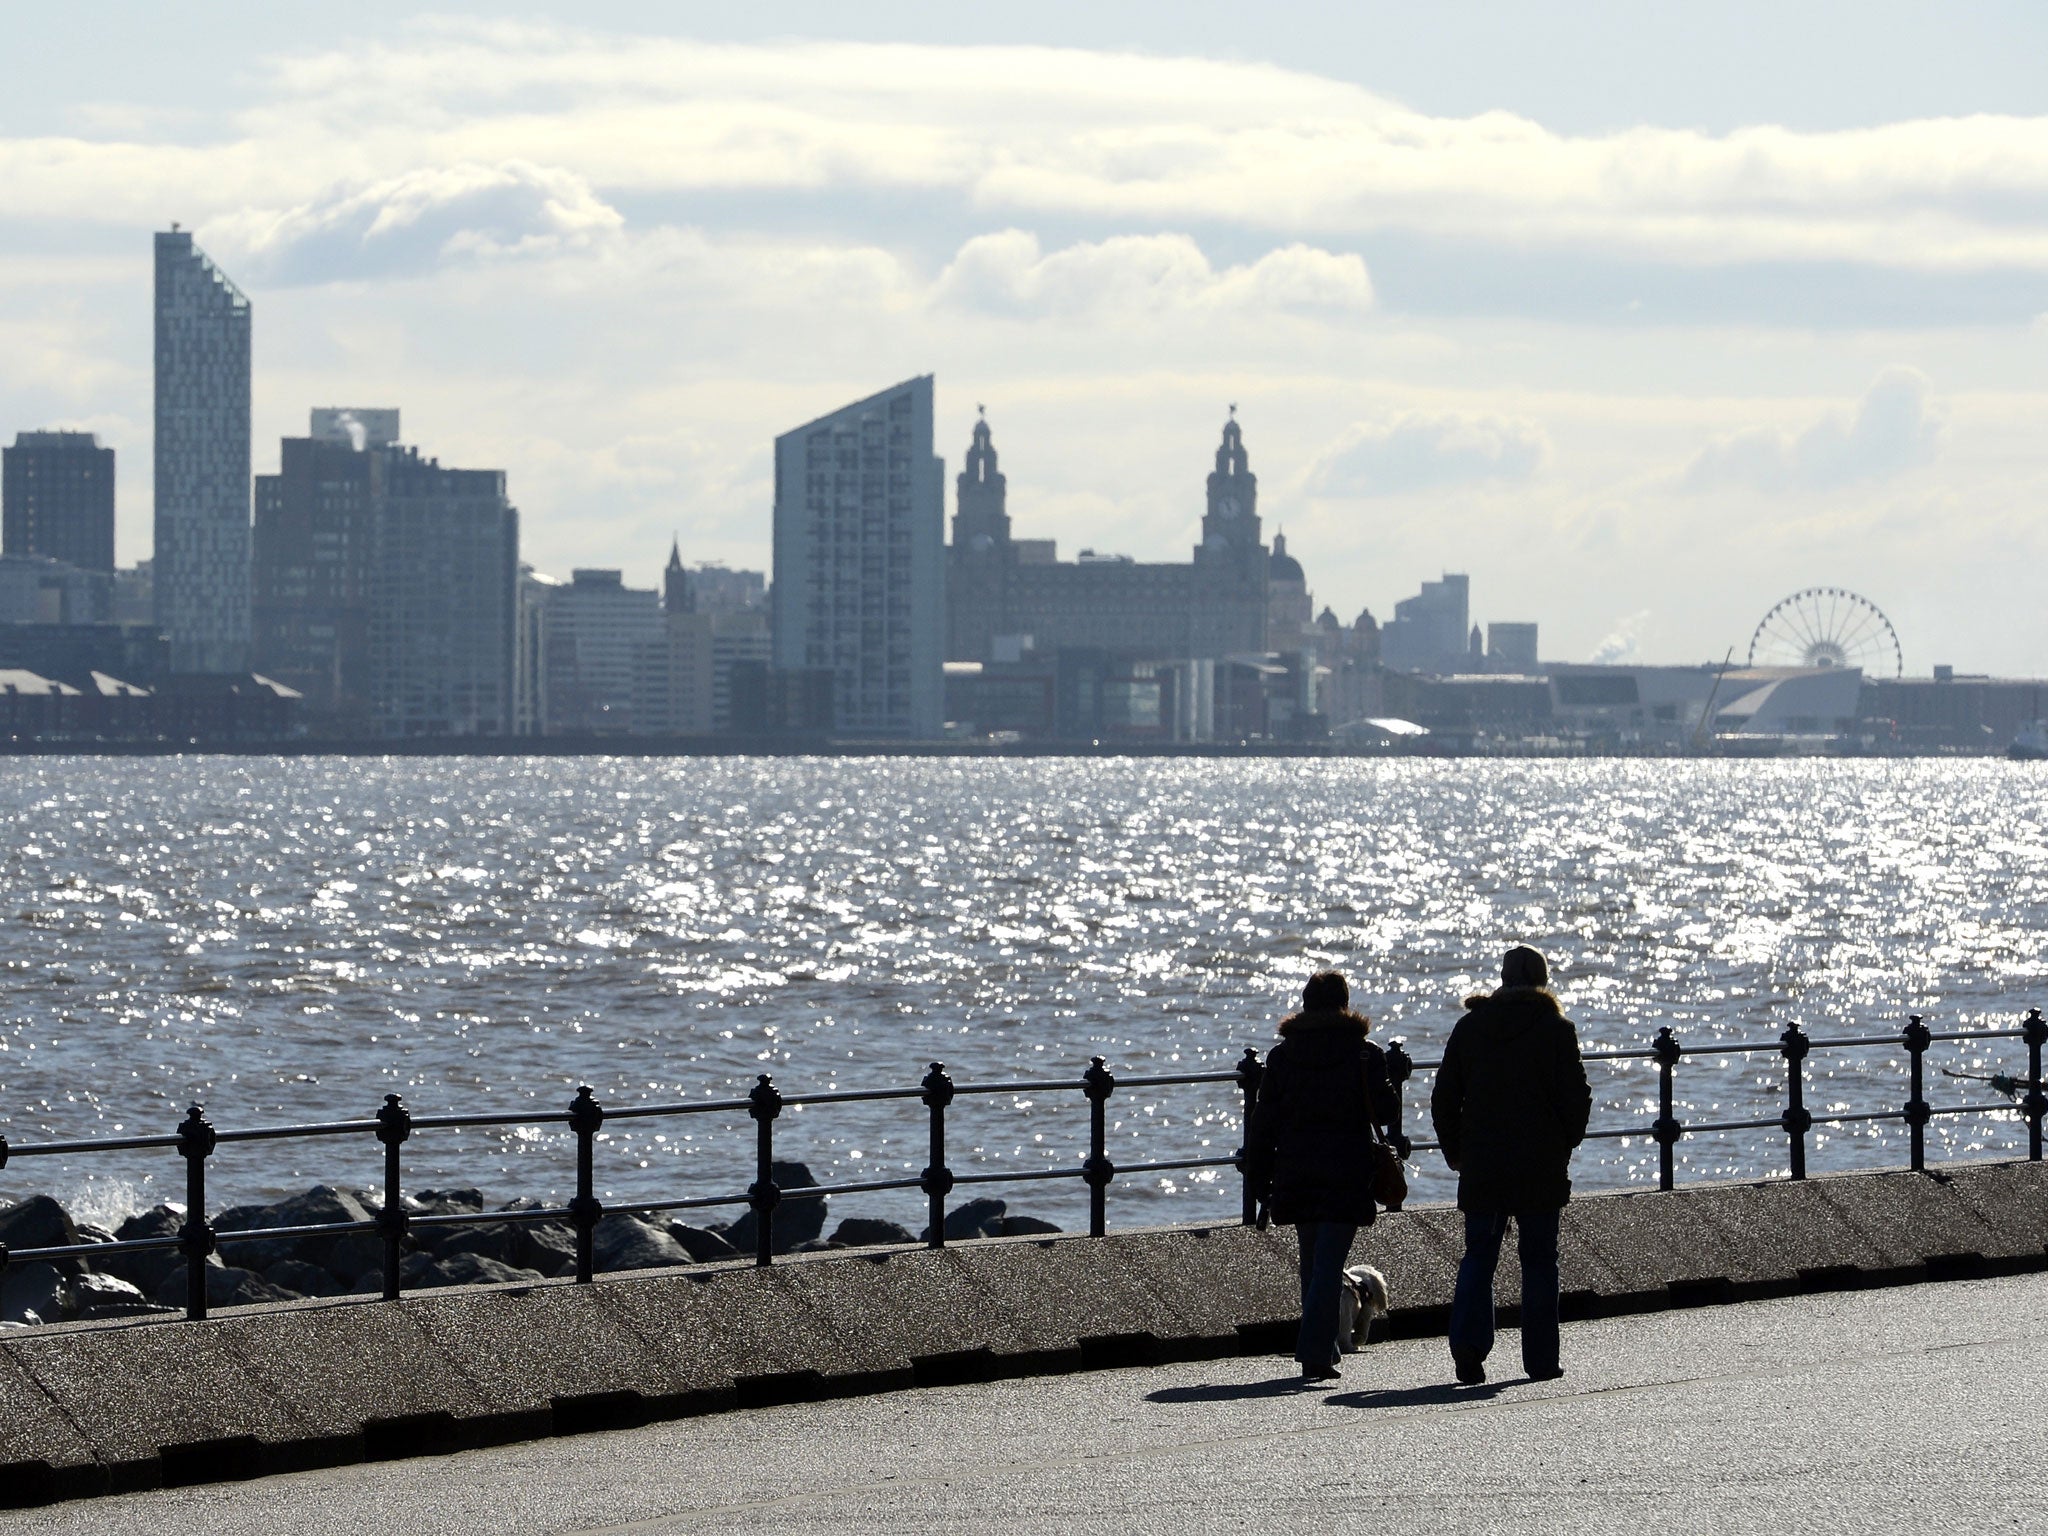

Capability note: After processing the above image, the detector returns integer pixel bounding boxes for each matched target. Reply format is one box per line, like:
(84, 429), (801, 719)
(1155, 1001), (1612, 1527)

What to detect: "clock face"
(1218, 496), (1239, 519)
(971, 534), (994, 553)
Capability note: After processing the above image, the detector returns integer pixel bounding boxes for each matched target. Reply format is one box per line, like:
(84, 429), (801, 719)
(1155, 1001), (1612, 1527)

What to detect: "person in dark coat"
(1430, 945), (1592, 1384)
(1244, 970), (1399, 1384)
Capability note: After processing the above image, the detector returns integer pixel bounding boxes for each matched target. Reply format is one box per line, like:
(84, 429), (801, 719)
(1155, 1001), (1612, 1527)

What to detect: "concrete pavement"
(5, 1271), (2043, 1534)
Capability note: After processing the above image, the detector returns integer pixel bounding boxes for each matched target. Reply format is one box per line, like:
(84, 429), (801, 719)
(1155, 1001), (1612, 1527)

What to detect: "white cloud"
(933, 231), (1371, 320)
(1308, 411), (1549, 496)
(5, 30), (2048, 275)
(214, 161), (623, 284)
(1682, 367), (1944, 493)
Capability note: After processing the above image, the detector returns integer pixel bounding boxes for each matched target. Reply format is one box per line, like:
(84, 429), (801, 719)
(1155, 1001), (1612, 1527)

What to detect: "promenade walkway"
(6, 1271), (2042, 1534)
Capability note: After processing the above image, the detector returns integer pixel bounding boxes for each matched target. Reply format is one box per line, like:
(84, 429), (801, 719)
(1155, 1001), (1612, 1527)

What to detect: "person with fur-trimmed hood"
(1431, 945), (1592, 1385)
(1245, 970), (1399, 1384)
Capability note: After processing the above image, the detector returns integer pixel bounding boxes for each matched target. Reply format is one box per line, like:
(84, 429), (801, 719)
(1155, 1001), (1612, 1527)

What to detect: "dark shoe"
(1453, 1354), (1487, 1385)
(1301, 1365), (1342, 1384)
(1526, 1365), (1565, 1382)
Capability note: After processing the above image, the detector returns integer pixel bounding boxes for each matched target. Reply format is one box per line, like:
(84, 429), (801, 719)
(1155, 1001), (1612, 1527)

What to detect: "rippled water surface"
(3, 757), (2045, 1231)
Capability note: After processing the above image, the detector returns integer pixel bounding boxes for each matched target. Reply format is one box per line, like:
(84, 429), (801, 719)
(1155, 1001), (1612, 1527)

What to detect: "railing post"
(176, 1104), (217, 1321)
(0, 1135), (7, 1285)
(1233, 1047), (1264, 1226)
(375, 1093), (411, 1301)
(920, 1062), (956, 1248)
(1651, 1027), (1683, 1192)
(2024, 1008), (2047, 1162)
(1902, 1015), (1931, 1173)
(1081, 1057), (1115, 1238)
(1780, 1023), (1812, 1180)
(568, 1085), (604, 1283)
(1383, 1039), (1414, 1160)
(747, 1074), (783, 1268)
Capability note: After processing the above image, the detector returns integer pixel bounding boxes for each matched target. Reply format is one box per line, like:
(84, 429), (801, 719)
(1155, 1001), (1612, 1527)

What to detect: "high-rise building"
(1380, 574), (1471, 673)
(252, 424), (382, 726)
(3, 431), (115, 571)
(541, 568), (662, 734)
(154, 229), (252, 674)
(1488, 622), (1539, 672)
(634, 542), (772, 736)
(368, 447), (518, 736)
(772, 376), (945, 738)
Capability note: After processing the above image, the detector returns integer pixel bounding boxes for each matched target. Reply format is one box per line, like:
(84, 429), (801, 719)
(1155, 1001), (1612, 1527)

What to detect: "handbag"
(1365, 1116), (1409, 1212)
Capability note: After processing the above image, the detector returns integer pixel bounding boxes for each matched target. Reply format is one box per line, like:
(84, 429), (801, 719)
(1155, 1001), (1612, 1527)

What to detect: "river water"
(3, 757), (2044, 1234)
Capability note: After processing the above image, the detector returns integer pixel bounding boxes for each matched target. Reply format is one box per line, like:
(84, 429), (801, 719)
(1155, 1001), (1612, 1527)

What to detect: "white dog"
(1336, 1264), (1390, 1352)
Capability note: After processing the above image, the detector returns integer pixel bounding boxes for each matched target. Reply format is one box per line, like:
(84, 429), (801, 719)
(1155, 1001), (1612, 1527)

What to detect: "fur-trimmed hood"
(1277, 1006), (1372, 1038)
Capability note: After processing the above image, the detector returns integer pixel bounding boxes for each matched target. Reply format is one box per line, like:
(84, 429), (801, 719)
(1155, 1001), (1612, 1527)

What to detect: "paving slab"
(1677, 1177), (1888, 1288)
(1807, 1167), (2006, 1271)
(1941, 1159), (2048, 1260)
(0, 1346), (99, 1505)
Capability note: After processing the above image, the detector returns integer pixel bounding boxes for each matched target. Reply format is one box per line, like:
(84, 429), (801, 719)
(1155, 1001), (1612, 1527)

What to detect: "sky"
(2, 2), (2045, 673)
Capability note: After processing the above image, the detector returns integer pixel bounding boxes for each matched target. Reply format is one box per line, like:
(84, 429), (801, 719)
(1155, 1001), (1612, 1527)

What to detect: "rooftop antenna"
(977, 403), (986, 417)
(1228, 402), (1238, 418)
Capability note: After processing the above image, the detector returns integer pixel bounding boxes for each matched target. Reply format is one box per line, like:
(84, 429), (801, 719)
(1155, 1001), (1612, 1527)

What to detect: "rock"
(828, 1217), (917, 1248)
(212, 1185), (374, 1272)
(791, 1238), (844, 1252)
(0, 1196), (81, 1271)
(327, 1230), (394, 1286)
(75, 1222), (117, 1246)
(436, 1220), (577, 1278)
(68, 1271), (169, 1320)
(264, 1258), (345, 1298)
(416, 1252), (546, 1289)
(1, 1263), (67, 1326)
(724, 1161), (827, 1255)
(668, 1222), (742, 1262)
(925, 1196), (1006, 1243)
(591, 1214), (691, 1272)
(406, 1189), (490, 1254)
(96, 1205), (190, 1293)
(998, 1215), (1063, 1237)
(152, 1264), (290, 1311)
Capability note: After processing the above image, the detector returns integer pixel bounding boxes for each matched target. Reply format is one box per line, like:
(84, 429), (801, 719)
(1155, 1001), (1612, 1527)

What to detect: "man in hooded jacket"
(1430, 945), (1592, 1384)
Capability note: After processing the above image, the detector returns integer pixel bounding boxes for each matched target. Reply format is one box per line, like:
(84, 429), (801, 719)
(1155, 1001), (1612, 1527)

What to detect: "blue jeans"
(1294, 1221), (1358, 1369)
(1449, 1208), (1561, 1376)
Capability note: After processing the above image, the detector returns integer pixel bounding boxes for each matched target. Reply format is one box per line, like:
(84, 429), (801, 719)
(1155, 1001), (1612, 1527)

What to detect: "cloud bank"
(1683, 368), (1944, 493)
(1309, 411), (1550, 497)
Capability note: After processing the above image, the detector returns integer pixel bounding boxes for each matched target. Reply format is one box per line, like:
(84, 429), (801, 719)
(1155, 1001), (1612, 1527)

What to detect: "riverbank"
(2, 1159), (2042, 1506)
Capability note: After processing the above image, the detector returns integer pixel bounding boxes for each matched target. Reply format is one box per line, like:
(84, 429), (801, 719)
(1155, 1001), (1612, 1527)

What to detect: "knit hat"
(1502, 946), (1549, 989)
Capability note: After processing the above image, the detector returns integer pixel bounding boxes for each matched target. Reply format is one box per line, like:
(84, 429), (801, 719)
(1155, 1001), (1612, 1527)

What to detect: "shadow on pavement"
(1145, 1376), (1315, 1403)
(1325, 1380), (1510, 1410)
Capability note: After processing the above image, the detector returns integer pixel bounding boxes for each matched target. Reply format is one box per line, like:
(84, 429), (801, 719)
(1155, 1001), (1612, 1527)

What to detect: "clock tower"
(1198, 410), (1263, 580)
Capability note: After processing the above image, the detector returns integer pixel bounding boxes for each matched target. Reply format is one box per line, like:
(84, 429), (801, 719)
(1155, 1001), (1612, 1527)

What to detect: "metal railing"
(0, 1007), (2040, 1323)
(0, 1052), (1264, 1321)
(1378, 1007), (2048, 1190)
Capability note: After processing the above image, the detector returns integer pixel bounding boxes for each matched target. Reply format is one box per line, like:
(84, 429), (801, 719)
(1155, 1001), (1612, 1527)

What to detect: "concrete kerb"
(0, 1159), (2044, 1508)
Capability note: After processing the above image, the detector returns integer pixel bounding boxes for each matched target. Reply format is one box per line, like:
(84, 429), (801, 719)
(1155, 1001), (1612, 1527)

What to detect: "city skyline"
(1, 8), (2045, 673)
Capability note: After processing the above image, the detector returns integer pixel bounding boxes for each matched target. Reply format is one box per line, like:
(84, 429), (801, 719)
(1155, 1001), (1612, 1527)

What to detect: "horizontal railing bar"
(1108, 1072), (1241, 1089)
(1927, 1102), (2021, 1117)
(1926, 1029), (2026, 1043)
(7, 1234), (185, 1262)
(3, 1134), (183, 1156)
(948, 1079), (1083, 1098)
(1684, 1117), (1792, 1133)
(1115, 1156), (1237, 1175)
(777, 1088), (926, 1108)
(211, 1120), (380, 1144)
(599, 1098), (753, 1121)
(1581, 1049), (1659, 1062)
(406, 1111), (574, 1131)
(608, 1192), (752, 1215)
(216, 1219), (379, 1245)
(1805, 1110), (1906, 1127)
(950, 1166), (1087, 1186)
(1582, 1126), (1654, 1141)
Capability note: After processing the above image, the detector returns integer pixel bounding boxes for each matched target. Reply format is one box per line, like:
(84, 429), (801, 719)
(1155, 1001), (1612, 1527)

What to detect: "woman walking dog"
(1244, 970), (1399, 1384)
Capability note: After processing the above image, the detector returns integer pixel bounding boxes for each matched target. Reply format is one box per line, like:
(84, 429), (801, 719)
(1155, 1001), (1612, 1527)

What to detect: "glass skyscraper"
(771, 375), (944, 738)
(154, 229), (252, 674)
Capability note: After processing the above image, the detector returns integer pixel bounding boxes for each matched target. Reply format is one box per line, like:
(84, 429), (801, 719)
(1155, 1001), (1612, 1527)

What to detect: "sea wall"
(3, 1159), (2044, 1506)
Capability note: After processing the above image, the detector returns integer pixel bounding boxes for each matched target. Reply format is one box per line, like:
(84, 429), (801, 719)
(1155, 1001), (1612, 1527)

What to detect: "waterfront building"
(0, 554), (114, 626)
(252, 422), (383, 727)
(542, 568), (662, 734)
(772, 376), (945, 738)
(514, 566), (556, 736)
(1380, 573), (1470, 673)
(113, 561), (153, 625)
(945, 412), (1269, 666)
(687, 563), (767, 615)
(154, 229), (252, 674)
(1488, 622), (1540, 672)
(633, 542), (772, 735)
(368, 447), (519, 737)
(3, 431), (115, 572)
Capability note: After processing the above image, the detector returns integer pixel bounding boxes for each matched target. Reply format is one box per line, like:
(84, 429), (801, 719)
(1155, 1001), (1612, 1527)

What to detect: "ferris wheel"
(1747, 587), (1902, 677)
